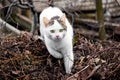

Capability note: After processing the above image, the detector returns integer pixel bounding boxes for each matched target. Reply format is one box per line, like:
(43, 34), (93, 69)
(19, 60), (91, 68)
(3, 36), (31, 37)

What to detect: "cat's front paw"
(38, 36), (44, 41)
(66, 69), (72, 74)
(52, 53), (63, 59)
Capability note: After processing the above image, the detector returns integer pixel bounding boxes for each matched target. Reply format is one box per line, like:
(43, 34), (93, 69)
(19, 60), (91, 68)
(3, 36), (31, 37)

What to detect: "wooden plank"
(78, 18), (120, 27)
(13, 13), (32, 30)
(33, 0), (49, 12)
(33, 0), (115, 12)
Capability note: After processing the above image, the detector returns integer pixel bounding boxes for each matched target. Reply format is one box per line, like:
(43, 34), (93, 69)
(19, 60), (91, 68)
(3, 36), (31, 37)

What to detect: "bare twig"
(0, 18), (21, 35)
(115, 0), (120, 7)
(86, 65), (101, 79)
(106, 64), (120, 79)
(5, 0), (18, 21)
(87, 46), (120, 62)
(67, 65), (89, 80)
(0, 18), (40, 40)
(17, 0), (37, 36)
(48, 0), (54, 6)
(4, 0), (37, 36)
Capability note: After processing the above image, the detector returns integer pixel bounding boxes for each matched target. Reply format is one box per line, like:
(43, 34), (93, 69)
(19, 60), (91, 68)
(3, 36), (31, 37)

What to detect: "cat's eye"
(59, 29), (64, 32)
(50, 30), (55, 33)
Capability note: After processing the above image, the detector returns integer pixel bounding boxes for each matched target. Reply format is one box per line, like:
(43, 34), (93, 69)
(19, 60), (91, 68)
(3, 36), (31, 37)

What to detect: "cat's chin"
(53, 38), (62, 42)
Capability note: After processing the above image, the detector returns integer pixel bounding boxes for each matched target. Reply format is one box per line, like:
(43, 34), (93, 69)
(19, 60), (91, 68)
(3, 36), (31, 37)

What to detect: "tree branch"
(0, 18), (40, 40)
(0, 18), (21, 35)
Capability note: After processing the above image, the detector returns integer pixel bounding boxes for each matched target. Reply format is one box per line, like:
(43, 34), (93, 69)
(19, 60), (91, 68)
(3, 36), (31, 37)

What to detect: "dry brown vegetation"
(0, 0), (120, 80)
(0, 28), (119, 80)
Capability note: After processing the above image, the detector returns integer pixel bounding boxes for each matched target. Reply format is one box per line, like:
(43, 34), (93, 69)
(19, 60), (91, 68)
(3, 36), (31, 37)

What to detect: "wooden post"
(95, 0), (106, 40)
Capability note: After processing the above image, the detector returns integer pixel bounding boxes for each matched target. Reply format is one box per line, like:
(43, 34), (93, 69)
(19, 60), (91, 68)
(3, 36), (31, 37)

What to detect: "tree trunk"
(95, 0), (106, 40)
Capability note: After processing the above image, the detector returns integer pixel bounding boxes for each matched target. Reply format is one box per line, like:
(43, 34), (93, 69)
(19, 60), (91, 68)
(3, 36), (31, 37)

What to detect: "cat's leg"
(47, 47), (63, 59)
(64, 52), (74, 74)
(63, 48), (74, 74)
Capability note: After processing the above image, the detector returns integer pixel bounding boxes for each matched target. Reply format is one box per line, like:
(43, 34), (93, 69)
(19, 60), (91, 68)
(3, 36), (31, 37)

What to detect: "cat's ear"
(59, 13), (67, 29)
(43, 17), (49, 27)
(60, 13), (66, 24)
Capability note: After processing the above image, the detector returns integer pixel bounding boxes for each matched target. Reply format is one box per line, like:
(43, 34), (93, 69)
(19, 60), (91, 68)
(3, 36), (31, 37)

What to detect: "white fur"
(39, 7), (74, 74)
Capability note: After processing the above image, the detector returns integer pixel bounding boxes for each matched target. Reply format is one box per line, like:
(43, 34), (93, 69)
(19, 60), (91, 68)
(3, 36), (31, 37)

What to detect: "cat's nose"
(56, 35), (59, 38)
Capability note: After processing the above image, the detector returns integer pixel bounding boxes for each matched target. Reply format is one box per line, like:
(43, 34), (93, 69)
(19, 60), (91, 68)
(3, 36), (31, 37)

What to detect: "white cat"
(39, 7), (74, 74)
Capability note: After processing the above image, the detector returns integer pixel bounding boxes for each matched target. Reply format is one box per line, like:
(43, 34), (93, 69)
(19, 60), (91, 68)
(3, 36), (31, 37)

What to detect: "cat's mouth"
(54, 36), (63, 41)
(48, 35), (61, 41)
(55, 37), (61, 41)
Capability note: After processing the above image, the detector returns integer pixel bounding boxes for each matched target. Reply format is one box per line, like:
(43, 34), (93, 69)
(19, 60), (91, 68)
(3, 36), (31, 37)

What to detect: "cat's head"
(43, 14), (67, 41)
